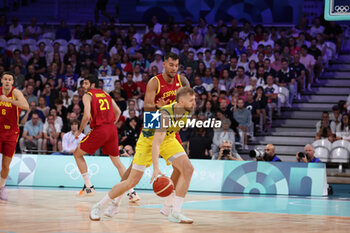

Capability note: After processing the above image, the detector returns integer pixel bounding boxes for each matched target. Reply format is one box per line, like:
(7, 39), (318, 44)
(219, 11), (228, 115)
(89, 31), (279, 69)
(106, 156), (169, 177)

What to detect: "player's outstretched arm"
(0, 89), (29, 110)
(76, 94), (91, 137)
(111, 98), (121, 123)
(144, 77), (160, 112)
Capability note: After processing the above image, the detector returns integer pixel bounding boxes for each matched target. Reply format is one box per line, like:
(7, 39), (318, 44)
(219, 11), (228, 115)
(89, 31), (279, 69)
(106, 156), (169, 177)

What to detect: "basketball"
(152, 176), (174, 197)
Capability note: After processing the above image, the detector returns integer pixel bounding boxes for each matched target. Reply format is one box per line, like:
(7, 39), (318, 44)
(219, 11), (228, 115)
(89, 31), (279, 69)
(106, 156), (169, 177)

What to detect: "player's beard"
(166, 71), (176, 79)
(184, 105), (194, 112)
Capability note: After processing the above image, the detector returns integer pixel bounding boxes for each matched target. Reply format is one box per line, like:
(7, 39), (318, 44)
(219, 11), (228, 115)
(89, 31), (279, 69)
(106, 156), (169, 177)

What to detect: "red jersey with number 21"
(0, 86), (21, 134)
(87, 88), (115, 129)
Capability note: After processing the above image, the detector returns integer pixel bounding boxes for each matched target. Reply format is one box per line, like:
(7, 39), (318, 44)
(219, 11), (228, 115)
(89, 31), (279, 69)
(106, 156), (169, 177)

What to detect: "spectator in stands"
(132, 64), (142, 83)
(234, 98), (251, 150)
(37, 96), (50, 117)
(25, 17), (41, 40)
(188, 128), (212, 159)
(203, 24), (216, 50)
(290, 53), (306, 100)
(48, 107), (64, 130)
(309, 17), (324, 37)
(229, 66), (249, 91)
(25, 84), (38, 105)
(120, 117), (140, 148)
(122, 99), (140, 118)
(19, 112), (43, 153)
(256, 66), (266, 87)
(244, 77), (258, 95)
(120, 145), (135, 157)
(217, 140), (242, 160)
(42, 82), (59, 108)
(263, 58), (276, 78)
(55, 20), (71, 41)
(296, 144), (321, 163)
(271, 51), (282, 72)
(61, 119), (85, 155)
(27, 50), (47, 75)
(211, 118), (236, 159)
(110, 79), (127, 99)
(98, 58), (112, 76)
(256, 144), (281, 162)
(59, 87), (71, 108)
(122, 72), (137, 99)
(245, 91), (260, 130)
(193, 75), (207, 95)
(324, 21), (343, 53)
(9, 16), (22, 39)
(300, 45), (316, 91)
(13, 65), (25, 89)
(42, 114), (61, 153)
(329, 104), (342, 126)
(336, 114), (350, 141)
(150, 50), (163, 74)
(137, 72), (148, 99)
(315, 112), (336, 142)
(21, 101), (45, 125)
(169, 24), (187, 47)
(264, 75), (278, 125)
(189, 26), (203, 50)
(235, 39), (246, 57)
(276, 59), (296, 107)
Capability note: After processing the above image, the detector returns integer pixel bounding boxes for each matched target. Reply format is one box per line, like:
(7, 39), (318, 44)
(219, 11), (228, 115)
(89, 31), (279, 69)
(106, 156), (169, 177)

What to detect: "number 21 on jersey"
(99, 98), (110, 110)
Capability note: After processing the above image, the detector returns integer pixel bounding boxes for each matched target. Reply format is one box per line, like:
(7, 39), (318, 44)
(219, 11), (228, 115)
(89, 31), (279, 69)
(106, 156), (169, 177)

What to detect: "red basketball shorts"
(0, 131), (19, 158)
(80, 124), (119, 156)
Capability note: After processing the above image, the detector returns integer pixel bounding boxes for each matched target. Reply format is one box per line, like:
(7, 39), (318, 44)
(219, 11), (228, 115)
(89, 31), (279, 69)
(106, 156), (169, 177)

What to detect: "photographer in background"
(296, 144), (321, 163)
(217, 140), (243, 161)
(256, 144), (282, 162)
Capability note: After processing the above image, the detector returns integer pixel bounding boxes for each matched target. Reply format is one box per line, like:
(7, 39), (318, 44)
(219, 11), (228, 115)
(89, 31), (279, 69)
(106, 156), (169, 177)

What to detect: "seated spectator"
(42, 114), (62, 153)
(120, 118), (140, 148)
(37, 96), (50, 117)
(25, 84), (38, 105)
(296, 144), (321, 163)
(217, 140), (242, 160)
(47, 107), (64, 130)
(300, 45), (316, 91)
(220, 69), (232, 91)
(21, 101), (45, 125)
(119, 145), (135, 157)
(98, 58), (112, 76)
(276, 59), (295, 107)
(25, 17), (41, 40)
(9, 16), (23, 39)
(315, 112), (336, 142)
(19, 113), (43, 153)
(188, 128), (212, 159)
(237, 53), (249, 71)
(122, 72), (138, 99)
(137, 72), (148, 98)
(229, 66), (249, 91)
(59, 88), (72, 108)
(61, 120), (85, 155)
(234, 98), (251, 150)
(193, 75), (208, 95)
(264, 75), (279, 124)
(256, 144), (282, 162)
(336, 114), (350, 141)
(290, 53), (306, 100)
(150, 50), (163, 73)
(254, 86), (268, 130)
(201, 100), (215, 119)
(329, 105), (342, 126)
(244, 77), (258, 95)
(256, 66), (266, 87)
(246, 60), (257, 78)
(211, 118), (236, 159)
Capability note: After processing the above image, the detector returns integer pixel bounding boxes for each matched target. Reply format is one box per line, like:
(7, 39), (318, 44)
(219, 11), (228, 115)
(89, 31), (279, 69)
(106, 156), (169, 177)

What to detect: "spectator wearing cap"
(150, 50), (163, 74)
(229, 66), (250, 92)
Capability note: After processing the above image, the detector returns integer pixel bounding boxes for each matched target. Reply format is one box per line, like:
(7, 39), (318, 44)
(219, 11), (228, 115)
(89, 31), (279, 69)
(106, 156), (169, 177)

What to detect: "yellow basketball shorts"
(133, 134), (185, 167)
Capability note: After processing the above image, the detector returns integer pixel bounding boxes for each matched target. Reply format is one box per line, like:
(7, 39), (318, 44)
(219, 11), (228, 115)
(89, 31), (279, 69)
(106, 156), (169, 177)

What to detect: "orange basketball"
(152, 175), (174, 197)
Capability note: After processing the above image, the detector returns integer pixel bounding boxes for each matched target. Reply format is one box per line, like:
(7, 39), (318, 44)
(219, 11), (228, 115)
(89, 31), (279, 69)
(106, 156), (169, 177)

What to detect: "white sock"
(113, 195), (122, 206)
(127, 188), (135, 195)
(164, 191), (175, 207)
(98, 193), (112, 207)
(0, 177), (6, 187)
(173, 196), (184, 213)
(82, 173), (92, 187)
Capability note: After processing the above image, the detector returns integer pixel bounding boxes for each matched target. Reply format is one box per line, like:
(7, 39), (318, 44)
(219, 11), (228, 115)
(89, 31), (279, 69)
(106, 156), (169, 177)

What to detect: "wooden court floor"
(1, 188), (350, 233)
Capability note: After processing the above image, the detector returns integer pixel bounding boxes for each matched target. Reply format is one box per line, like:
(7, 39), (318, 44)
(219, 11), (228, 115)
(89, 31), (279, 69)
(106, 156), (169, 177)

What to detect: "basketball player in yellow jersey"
(90, 87), (195, 223)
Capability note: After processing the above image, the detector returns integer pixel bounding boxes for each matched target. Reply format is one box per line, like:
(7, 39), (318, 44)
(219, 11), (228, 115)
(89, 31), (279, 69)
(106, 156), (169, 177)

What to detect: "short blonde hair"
(176, 87), (195, 102)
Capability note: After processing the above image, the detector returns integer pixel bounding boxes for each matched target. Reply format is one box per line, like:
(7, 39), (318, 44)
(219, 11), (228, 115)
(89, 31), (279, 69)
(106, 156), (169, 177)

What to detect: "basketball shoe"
(90, 203), (102, 221)
(0, 186), (8, 201)
(76, 185), (96, 197)
(160, 205), (172, 216)
(168, 211), (193, 224)
(104, 199), (120, 217)
(127, 191), (140, 202)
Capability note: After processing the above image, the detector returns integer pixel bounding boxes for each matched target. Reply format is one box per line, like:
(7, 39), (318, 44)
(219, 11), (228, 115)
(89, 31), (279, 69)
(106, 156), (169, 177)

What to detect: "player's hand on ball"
(150, 167), (164, 184)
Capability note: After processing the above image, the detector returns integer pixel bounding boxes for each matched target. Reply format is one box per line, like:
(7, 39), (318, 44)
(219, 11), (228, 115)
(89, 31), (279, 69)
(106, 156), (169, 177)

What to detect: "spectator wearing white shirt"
(43, 114), (62, 153)
(309, 17), (325, 37)
(300, 45), (316, 91)
(9, 17), (23, 38)
(146, 16), (162, 35)
(336, 114), (350, 141)
(62, 120), (85, 154)
(259, 31), (274, 48)
(25, 17), (41, 40)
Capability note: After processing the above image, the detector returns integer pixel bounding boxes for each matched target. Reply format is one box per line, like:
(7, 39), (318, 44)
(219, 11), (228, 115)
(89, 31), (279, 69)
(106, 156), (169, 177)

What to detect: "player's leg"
(168, 154), (194, 223)
(73, 144), (96, 197)
(160, 165), (179, 216)
(108, 155), (140, 202)
(90, 166), (144, 221)
(0, 139), (17, 201)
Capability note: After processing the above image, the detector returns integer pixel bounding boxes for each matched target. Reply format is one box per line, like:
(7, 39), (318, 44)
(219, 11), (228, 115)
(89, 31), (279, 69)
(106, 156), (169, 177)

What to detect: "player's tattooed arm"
(144, 77), (160, 111)
(180, 74), (191, 88)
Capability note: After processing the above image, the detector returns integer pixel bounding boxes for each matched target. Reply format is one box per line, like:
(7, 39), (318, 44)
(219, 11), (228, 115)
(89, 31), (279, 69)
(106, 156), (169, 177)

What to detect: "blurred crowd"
(0, 14), (343, 158)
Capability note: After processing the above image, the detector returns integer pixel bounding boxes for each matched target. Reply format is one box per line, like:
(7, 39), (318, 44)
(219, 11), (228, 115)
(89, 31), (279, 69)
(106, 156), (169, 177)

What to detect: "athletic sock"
(173, 196), (184, 213)
(127, 188), (135, 195)
(0, 177), (6, 187)
(164, 191), (175, 207)
(113, 195), (122, 206)
(82, 173), (92, 188)
(98, 193), (113, 207)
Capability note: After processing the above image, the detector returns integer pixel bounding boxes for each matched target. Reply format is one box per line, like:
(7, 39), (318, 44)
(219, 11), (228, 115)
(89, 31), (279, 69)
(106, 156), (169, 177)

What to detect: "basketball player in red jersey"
(0, 72), (29, 200)
(103, 52), (190, 217)
(73, 74), (139, 201)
